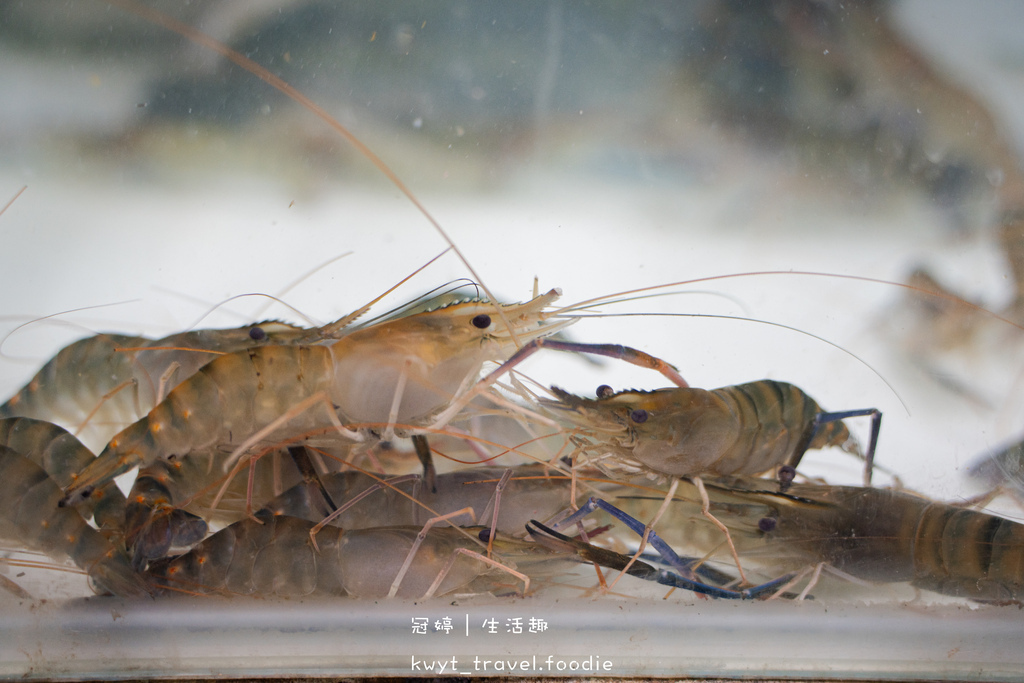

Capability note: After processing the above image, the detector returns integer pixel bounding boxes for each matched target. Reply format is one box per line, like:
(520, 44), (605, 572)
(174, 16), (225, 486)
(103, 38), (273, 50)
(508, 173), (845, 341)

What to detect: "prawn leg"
(428, 338), (688, 431)
(305, 474), (422, 546)
(386, 508), (478, 598)
(691, 476), (749, 584)
(558, 483), (752, 585)
(498, 339), (689, 388)
(411, 434), (437, 494)
(286, 445), (337, 513)
(554, 494), (705, 583)
(788, 408), (882, 487)
(766, 563), (874, 602)
(482, 468), (514, 557)
(422, 546), (530, 599)
(527, 520), (792, 600)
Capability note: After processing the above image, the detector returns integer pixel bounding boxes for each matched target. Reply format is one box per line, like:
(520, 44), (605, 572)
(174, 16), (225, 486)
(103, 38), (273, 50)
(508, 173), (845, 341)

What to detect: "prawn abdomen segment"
(719, 381), (852, 474)
(913, 503), (1024, 600)
(142, 344), (340, 450)
(248, 517), (325, 597)
(0, 334), (145, 430)
(336, 527), (486, 598)
(717, 382), (808, 474)
(242, 345), (339, 431)
(63, 345), (340, 505)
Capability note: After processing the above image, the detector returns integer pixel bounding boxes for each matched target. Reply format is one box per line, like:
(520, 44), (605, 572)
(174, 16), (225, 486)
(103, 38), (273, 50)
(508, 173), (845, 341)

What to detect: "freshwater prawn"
(703, 478), (1024, 603)
(536, 379), (879, 587)
(536, 472), (1024, 602)
(542, 381), (880, 485)
(60, 289), (567, 506)
(145, 509), (553, 599)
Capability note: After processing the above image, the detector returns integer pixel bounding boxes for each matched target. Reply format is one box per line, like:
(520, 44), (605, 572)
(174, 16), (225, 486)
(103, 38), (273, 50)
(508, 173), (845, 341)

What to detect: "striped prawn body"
(546, 380), (858, 478)
(718, 480), (1024, 602)
(0, 443), (149, 597)
(0, 323), (305, 450)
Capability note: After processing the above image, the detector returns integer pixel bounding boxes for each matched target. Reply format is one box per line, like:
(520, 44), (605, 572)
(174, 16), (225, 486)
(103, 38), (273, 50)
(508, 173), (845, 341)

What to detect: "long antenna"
(104, 0), (523, 344)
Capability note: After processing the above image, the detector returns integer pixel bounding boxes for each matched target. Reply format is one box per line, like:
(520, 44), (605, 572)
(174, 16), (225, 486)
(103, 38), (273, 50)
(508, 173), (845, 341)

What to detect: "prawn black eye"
(758, 517), (777, 533)
(596, 384), (613, 398)
(471, 314), (491, 329)
(478, 528), (493, 542)
(629, 409), (648, 424)
(249, 326), (266, 341)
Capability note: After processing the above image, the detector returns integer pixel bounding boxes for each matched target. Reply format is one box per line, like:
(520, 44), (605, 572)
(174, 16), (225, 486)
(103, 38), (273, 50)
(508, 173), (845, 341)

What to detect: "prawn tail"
(839, 433), (864, 459)
(126, 504), (209, 570)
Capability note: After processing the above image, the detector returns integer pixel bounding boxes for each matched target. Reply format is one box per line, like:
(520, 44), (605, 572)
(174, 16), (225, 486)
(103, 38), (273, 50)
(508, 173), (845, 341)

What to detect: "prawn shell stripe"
(914, 504), (1024, 601)
(0, 334), (143, 426)
(717, 381), (850, 473)
(574, 380), (851, 477)
(150, 345), (336, 458)
(748, 484), (1024, 602)
(152, 516), (332, 597)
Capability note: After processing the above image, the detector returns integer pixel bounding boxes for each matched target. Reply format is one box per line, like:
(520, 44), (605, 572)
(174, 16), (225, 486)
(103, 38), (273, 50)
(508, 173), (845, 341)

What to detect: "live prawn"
(59, 290), (567, 506)
(0, 1), (1015, 614)
(146, 510), (552, 599)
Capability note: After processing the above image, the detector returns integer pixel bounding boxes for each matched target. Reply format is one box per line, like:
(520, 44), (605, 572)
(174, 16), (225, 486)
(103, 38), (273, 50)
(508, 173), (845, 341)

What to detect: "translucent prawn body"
(323, 290), (565, 427)
(707, 479), (1024, 602)
(60, 290), (566, 505)
(147, 512), (547, 599)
